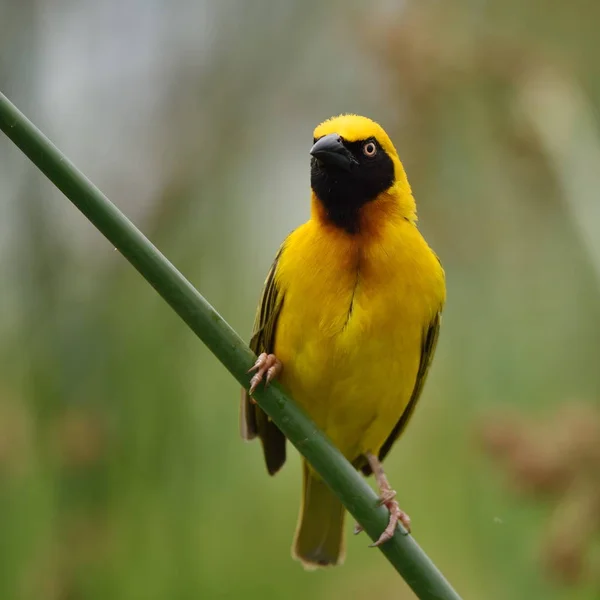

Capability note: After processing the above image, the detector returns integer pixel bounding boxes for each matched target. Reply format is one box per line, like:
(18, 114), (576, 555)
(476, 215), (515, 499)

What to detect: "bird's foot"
(353, 490), (411, 542)
(248, 353), (282, 398)
(354, 452), (411, 546)
(370, 490), (411, 546)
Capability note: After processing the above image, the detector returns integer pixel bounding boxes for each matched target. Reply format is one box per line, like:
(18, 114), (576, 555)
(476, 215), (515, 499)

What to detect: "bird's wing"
(240, 243), (287, 475)
(361, 311), (442, 475)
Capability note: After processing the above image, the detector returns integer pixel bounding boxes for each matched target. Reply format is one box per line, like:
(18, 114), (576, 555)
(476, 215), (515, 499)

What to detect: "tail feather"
(292, 461), (346, 568)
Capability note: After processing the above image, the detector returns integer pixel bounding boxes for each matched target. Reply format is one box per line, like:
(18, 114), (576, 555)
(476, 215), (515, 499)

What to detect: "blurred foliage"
(1, 0), (600, 598)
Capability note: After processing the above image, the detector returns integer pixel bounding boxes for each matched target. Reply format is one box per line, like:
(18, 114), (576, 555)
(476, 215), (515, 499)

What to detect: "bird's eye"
(363, 141), (377, 157)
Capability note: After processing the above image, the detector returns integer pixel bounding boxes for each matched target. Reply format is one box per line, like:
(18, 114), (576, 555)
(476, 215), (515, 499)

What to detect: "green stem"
(0, 90), (462, 600)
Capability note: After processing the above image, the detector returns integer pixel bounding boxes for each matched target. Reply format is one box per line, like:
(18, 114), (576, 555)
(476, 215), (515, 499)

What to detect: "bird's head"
(310, 114), (416, 234)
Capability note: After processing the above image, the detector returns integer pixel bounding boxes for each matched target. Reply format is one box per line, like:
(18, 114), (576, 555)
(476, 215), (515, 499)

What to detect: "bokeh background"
(2, 1), (600, 598)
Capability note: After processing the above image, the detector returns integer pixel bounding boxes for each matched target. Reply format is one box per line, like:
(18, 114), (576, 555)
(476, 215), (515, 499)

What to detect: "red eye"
(363, 141), (377, 157)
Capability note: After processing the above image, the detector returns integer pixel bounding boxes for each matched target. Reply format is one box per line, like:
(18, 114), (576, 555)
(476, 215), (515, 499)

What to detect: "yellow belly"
(273, 218), (444, 461)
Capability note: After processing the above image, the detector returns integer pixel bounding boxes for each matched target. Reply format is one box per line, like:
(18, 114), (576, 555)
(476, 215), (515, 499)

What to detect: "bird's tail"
(292, 461), (346, 569)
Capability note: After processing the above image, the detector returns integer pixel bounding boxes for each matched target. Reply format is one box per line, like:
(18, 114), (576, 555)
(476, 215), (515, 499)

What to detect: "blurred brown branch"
(480, 401), (600, 584)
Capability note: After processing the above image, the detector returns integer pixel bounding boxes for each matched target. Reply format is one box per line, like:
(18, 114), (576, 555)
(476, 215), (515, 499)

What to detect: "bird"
(240, 114), (446, 569)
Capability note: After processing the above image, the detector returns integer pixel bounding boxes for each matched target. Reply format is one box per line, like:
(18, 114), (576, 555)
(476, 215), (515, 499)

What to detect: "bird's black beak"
(310, 133), (355, 172)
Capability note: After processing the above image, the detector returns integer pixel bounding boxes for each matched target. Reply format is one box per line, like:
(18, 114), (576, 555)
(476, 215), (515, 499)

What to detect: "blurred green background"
(2, 1), (600, 598)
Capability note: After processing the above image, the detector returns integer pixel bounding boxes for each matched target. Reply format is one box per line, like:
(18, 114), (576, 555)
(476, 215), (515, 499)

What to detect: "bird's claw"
(369, 497), (411, 547)
(362, 452), (411, 547)
(354, 490), (410, 544)
(248, 353), (282, 397)
(377, 488), (397, 506)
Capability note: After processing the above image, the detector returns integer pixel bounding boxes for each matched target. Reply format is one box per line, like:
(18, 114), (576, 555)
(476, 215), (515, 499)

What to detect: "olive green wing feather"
(240, 244), (287, 475)
(361, 311), (442, 476)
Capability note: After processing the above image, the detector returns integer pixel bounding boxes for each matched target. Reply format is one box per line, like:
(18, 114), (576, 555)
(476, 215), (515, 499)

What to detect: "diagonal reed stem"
(0, 90), (462, 600)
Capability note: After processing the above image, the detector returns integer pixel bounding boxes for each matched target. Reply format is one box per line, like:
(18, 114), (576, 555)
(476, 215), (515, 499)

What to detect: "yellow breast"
(273, 215), (445, 461)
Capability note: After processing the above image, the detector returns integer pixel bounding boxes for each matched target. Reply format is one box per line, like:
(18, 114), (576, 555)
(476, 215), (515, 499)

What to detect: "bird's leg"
(248, 352), (282, 398)
(355, 452), (411, 546)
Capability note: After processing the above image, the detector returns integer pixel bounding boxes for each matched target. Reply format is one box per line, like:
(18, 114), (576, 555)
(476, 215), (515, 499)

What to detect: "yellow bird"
(240, 114), (446, 569)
